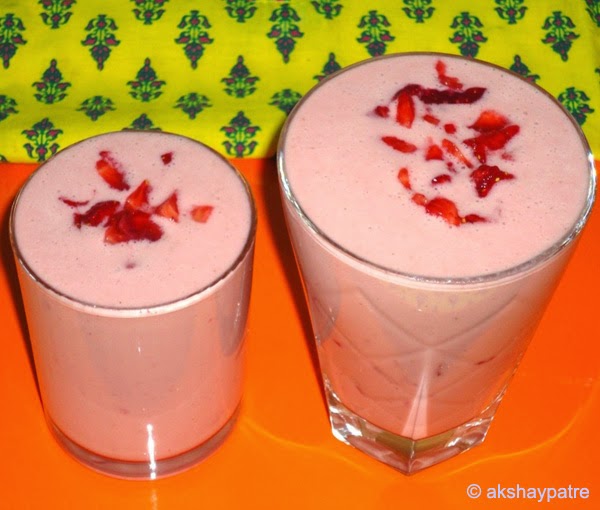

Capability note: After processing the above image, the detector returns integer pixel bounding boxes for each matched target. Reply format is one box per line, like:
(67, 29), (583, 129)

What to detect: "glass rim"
(277, 51), (597, 287)
(9, 130), (258, 317)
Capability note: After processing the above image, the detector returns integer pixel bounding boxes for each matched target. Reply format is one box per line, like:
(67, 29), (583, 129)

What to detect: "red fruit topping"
(423, 113), (440, 125)
(431, 174), (452, 185)
(125, 180), (151, 211)
(469, 110), (509, 133)
(374, 105), (390, 118)
(104, 209), (163, 244)
(425, 143), (444, 160)
(441, 138), (473, 168)
(397, 167), (411, 189)
(161, 152), (173, 165)
(74, 200), (120, 228)
(464, 125), (520, 163)
(395, 90), (415, 128)
(464, 213), (487, 224)
(59, 197), (90, 208)
(392, 84), (422, 99)
(444, 123), (457, 134)
(381, 136), (417, 153)
(470, 164), (515, 198)
(435, 60), (463, 90)
(155, 192), (180, 222)
(418, 86), (486, 105)
(424, 197), (461, 226)
(191, 205), (214, 223)
(411, 193), (427, 206)
(95, 151), (130, 191)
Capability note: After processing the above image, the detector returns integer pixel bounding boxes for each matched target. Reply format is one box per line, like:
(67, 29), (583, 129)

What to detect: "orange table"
(1, 159), (598, 508)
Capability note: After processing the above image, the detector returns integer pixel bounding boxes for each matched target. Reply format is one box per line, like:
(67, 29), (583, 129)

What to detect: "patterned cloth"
(0, 0), (598, 163)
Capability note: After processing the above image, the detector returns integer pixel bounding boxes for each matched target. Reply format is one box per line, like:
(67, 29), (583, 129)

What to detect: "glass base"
(325, 383), (504, 474)
(47, 409), (239, 480)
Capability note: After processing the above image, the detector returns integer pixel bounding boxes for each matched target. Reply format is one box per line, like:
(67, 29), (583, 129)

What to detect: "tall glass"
(10, 131), (256, 479)
(277, 53), (596, 474)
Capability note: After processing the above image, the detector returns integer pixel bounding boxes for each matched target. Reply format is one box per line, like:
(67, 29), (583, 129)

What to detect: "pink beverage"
(278, 53), (595, 473)
(10, 131), (256, 479)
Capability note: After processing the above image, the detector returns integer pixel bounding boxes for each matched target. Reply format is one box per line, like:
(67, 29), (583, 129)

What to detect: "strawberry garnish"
(374, 105), (390, 118)
(463, 213), (486, 224)
(431, 174), (452, 185)
(95, 151), (130, 191)
(411, 193), (427, 206)
(161, 152), (173, 165)
(425, 143), (444, 161)
(397, 168), (411, 189)
(435, 60), (463, 90)
(125, 180), (151, 211)
(59, 197), (90, 208)
(424, 197), (462, 226)
(381, 136), (417, 153)
(464, 125), (520, 163)
(470, 164), (515, 198)
(191, 205), (214, 223)
(104, 209), (163, 244)
(441, 139), (473, 168)
(74, 200), (120, 228)
(396, 90), (415, 128)
(374, 60), (519, 228)
(418, 86), (486, 105)
(155, 192), (179, 222)
(423, 113), (440, 125)
(444, 123), (457, 134)
(469, 110), (509, 133)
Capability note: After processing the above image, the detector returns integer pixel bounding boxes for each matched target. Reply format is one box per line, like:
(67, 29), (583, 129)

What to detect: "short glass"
(10, 132), (256, 479)
(277, 53), (596, 474)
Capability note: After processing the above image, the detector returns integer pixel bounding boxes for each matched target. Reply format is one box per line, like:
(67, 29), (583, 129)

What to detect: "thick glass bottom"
(325, 381), (505, 474)
(47, 409), (239, 480)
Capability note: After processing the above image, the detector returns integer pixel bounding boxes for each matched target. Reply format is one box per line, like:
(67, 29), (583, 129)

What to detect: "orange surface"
(1, 159), (599, 509)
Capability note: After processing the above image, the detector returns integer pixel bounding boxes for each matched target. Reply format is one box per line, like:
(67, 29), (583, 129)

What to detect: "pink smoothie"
(11, 131), (256, 473)
(279, 54), (595, 440)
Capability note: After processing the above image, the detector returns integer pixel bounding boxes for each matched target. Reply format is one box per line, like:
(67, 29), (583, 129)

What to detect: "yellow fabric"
(0, 0), (599, 162)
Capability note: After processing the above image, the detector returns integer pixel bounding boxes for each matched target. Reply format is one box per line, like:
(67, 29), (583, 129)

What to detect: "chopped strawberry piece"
(431, 174), (452, 185)
(74, 200), (120, 228)
(435, 60), (463, 90)
(95, 151), (130, 191)
(464, 125), (520, 163)
(464, 213), (487, 224)
(381, 136), (417, 153)
(418, 87), (486, 105)
(396, 90), (415, 128)
(397, 168), (411, 189)
(161, 152), (173, 165)
(104, 209), (163, 244)
(470, 164), (515, 198)
(443, 123), (457, 134)
(441, 138), (473, 168)
(59, 197), (90, 208)
(191, 205), (214, 223)
(422, 113), (440, 125)
(125, 180), (152, 211)
(374, 105), (390, 118)
(392, 84), (422, 99)
(469, 110), (508, 133)
(425, 197), (461, 226)
(425, 143), (444, 160)
(411, 193), (427, 206)
(155, 192), (179, 222)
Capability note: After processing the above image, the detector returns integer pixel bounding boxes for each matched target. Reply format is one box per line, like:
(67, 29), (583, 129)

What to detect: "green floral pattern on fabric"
(0, 0), (598, 162)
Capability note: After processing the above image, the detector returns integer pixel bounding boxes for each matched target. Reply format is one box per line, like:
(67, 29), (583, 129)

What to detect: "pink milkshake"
(278, 53), (595, 473)
(10, 131), (256, 479)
